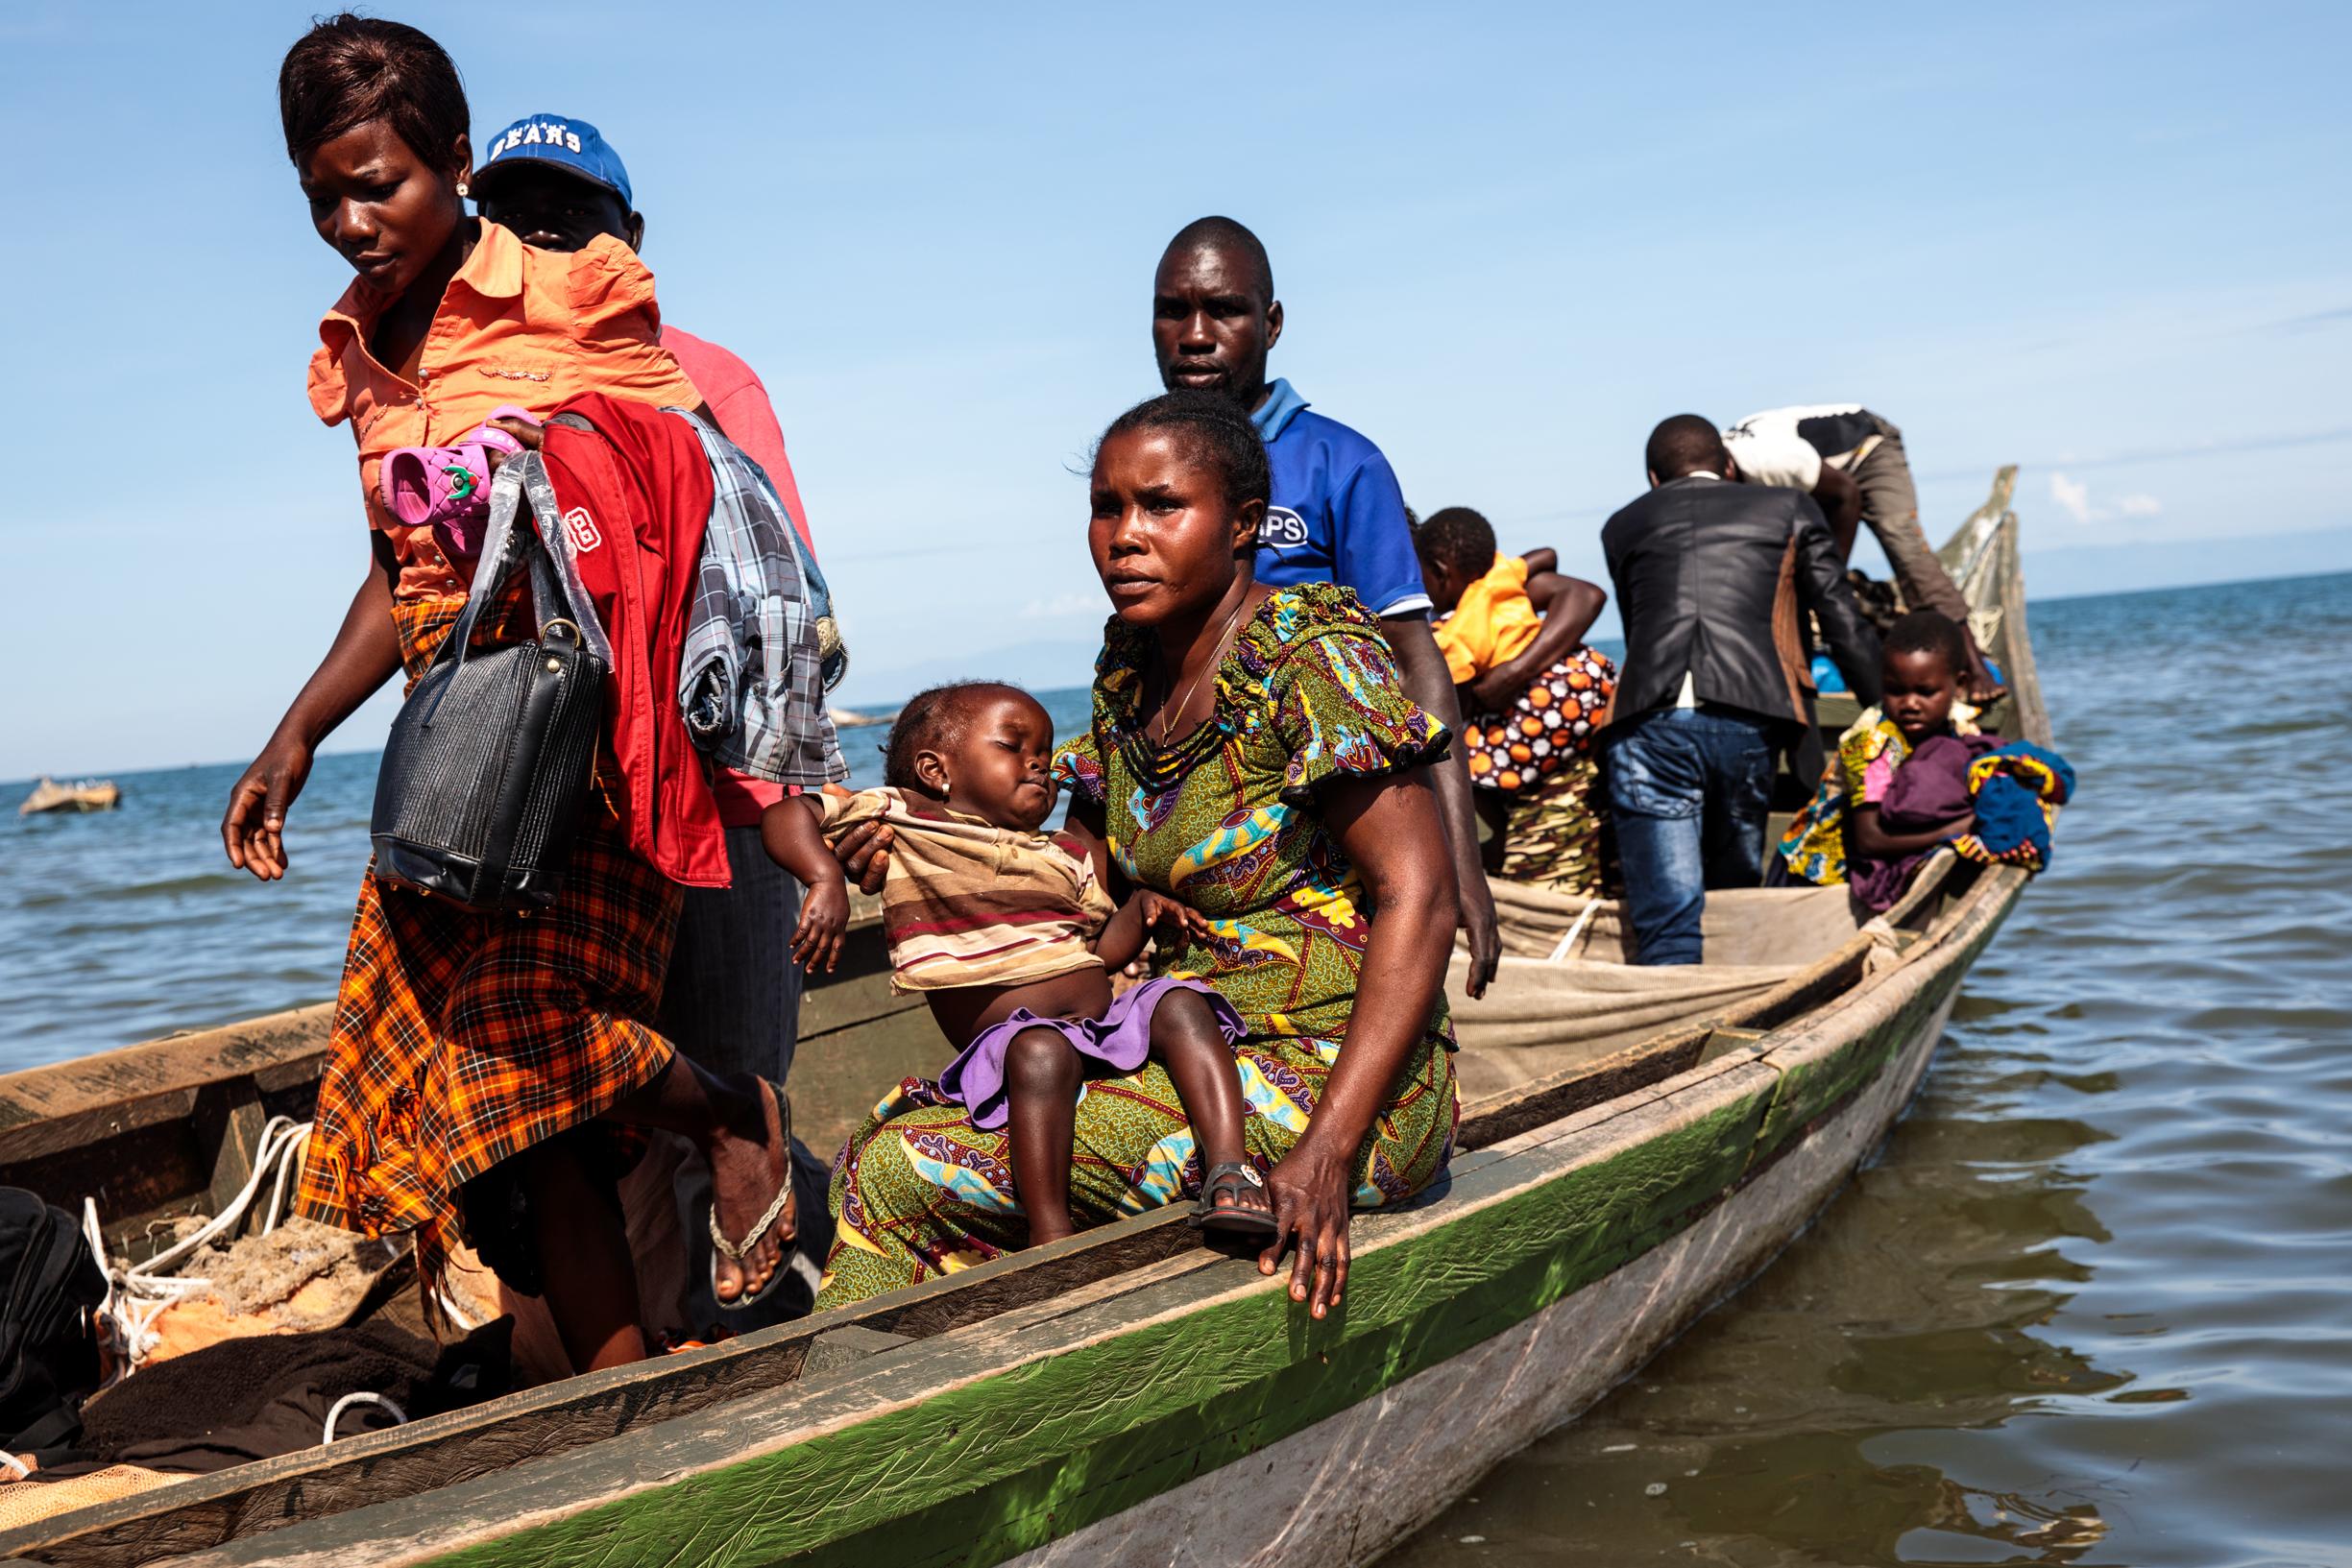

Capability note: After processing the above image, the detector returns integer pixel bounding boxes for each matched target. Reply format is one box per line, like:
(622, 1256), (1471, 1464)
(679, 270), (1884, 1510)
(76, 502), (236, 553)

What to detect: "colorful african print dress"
(1479, 647), (1616, 897)
(1777, 702), (1979, 887)
(813, 585), (1461, 1307)
(1779, 707), (1909, 887)
(1457, 645), (1614, 795)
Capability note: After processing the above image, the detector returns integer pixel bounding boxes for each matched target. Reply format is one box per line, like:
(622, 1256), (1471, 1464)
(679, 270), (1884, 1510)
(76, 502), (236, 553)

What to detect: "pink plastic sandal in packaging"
(381, 407), (543, 565)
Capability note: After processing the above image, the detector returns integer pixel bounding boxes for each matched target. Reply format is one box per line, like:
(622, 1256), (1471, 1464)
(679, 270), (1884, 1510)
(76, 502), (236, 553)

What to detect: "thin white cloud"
(2050, 471), (2095, 524)
(2049, 472), (2161, 524)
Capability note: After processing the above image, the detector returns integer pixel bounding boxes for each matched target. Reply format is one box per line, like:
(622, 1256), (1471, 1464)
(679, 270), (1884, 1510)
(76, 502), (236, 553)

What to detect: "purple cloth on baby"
(938, 976), (1245, 1130)
(1850, 733), (1999, 912)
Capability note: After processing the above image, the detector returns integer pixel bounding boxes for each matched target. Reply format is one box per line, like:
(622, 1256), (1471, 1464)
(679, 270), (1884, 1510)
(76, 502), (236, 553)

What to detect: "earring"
(456, 181), (470, 197)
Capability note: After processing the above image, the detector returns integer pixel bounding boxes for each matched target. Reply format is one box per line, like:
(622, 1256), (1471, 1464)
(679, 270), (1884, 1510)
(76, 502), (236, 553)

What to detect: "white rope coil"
(85, 1117), (314, 1380)
(322, 1391), (408, 1445)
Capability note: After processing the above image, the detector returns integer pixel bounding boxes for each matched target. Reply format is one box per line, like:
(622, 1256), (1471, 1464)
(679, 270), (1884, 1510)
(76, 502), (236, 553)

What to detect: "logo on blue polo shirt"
(1259, 506), (1308, 549)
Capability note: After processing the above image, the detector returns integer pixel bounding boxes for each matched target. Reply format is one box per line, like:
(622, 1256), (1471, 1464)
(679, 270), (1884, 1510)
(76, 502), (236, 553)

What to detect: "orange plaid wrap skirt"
(293, 597), (682, 1291)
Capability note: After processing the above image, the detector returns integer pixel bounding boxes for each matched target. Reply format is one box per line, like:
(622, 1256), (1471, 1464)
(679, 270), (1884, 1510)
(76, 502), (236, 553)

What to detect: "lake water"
(0, 688), (1098, 1061)
(4, 575), (2348, 1565)
(1399, 571), (2352, 1567)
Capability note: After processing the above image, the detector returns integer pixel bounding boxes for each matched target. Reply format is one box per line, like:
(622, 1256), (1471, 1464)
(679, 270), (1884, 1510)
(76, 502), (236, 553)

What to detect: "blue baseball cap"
(473, 113), (633, 209)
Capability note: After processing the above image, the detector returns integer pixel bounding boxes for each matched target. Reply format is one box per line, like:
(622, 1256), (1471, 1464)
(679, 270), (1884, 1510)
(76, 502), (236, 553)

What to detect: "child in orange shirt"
(1413, 507), (1614, 864)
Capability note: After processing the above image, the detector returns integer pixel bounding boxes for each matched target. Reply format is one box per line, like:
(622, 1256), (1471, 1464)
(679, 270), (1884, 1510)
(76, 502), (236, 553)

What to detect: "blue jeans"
(1606, 708), (1778, 966)
(661, 824), (807, 1084)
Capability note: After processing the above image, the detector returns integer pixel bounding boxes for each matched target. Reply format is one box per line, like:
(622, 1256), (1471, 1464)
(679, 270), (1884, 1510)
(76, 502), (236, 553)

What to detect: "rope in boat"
(1546, 897), (1603, 963)
(80, 1116), (477, 1382)
(83, 1115), (313, 1380)
(321, 1391), (407, 1445)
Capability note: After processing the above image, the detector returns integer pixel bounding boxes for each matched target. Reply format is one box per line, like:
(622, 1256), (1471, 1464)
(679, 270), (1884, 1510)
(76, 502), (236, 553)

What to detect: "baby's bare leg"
(1003, 1026), (1083, 1245)
(1150, 990), (1267, 1218)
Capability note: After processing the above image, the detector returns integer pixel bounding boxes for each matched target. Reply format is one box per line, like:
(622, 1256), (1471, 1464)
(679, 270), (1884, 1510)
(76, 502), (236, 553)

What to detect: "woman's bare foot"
(707, 1076), (795, 1307)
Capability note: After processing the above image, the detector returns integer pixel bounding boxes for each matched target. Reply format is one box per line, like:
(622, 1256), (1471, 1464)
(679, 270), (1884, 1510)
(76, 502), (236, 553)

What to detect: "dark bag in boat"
(371, 449), (609, 912)
(0, 1187), (109, 1460)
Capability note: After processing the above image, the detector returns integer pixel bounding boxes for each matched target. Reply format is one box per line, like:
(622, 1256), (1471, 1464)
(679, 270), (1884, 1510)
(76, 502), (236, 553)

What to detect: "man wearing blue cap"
(472, 112), (828, 1327)
(470, 115), (815, 552)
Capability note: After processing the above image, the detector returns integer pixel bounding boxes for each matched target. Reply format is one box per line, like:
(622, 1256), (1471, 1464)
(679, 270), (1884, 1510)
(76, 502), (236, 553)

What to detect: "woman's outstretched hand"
(1258, 1136), (1355, 1319)
(222, 733), (316, 880)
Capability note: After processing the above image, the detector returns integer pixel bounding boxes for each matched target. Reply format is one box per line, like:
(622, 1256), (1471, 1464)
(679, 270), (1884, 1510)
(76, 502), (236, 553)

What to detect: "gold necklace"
(1152, 597), (1249, 744)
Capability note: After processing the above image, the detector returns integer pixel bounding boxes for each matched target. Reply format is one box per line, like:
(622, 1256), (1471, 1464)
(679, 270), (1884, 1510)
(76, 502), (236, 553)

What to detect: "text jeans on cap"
(1606, 708), (1777, 965)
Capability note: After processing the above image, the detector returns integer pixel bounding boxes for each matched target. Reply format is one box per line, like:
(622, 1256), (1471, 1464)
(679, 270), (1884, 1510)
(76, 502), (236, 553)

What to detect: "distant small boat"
(829, 706), (897, 729)
(16, 775), (121, 815)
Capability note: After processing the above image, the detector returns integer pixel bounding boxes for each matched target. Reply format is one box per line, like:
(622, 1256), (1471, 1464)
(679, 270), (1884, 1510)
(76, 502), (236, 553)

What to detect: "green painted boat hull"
(0, 478), (2043, 1568)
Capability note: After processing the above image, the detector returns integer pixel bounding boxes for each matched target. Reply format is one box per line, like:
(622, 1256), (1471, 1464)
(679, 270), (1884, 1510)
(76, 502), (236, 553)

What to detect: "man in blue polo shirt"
(1152, 216), (1500, 994)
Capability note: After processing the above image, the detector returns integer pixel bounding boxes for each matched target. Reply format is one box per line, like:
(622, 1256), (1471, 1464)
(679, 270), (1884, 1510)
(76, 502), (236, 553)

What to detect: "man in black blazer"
(1600, 416), (1882, 964)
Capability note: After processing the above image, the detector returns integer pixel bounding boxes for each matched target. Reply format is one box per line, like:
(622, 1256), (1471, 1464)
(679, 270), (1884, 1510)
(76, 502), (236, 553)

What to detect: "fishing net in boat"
(1445, 881), (1864, 1103)
(0, 1463), (182, 1530)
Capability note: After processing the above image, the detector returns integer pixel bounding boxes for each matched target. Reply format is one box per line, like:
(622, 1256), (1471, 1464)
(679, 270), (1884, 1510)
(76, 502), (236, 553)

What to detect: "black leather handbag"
(371, 453), (608, 911)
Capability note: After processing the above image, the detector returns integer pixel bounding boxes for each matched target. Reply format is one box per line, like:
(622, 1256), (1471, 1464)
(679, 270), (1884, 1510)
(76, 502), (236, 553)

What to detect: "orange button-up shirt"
(308, 223), (703, 601)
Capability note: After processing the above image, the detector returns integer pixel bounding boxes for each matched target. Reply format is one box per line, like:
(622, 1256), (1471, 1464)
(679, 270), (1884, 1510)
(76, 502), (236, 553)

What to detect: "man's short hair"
(1160, 215), (1274, 301)
(1646, 414), (1731, 481)
(1881, 610), (1971, 676)
(1415, 507), (1498, 580)
(884, 681), (1024, 793)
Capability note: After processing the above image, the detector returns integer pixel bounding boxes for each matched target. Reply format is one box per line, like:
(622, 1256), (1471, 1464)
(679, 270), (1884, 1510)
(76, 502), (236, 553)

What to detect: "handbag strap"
(513, 446), (614, 666)
(413, 454), (587, 728)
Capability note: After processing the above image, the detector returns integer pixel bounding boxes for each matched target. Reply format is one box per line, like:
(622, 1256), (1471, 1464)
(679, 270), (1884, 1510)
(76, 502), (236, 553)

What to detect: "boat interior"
(0, 477), (2038, 1560)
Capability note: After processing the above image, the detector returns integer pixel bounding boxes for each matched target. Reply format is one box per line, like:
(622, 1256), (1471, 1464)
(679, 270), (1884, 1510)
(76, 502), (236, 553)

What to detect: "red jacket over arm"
(542, 393), (729, 887)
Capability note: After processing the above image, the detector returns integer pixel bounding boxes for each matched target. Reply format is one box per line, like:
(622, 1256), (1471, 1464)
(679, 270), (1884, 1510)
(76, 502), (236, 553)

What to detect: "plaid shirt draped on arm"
(671, 410), (848, 791)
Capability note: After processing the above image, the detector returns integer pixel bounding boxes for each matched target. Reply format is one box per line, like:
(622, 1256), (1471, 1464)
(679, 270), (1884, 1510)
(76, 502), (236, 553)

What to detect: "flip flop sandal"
(383, 412), (542, 562)
(382, 440), (496, 529)
(710, 1080), (797, 1313)
(1192, 1161), (1278, 1236)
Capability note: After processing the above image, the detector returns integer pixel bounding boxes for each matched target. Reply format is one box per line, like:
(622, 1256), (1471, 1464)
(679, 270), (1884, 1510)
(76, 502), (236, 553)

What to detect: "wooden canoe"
(0, 471), (2046, 1567)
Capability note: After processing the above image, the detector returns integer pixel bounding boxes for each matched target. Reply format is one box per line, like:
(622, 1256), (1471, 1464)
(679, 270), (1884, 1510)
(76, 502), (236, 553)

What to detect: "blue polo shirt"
(1249, 379), (1431, 618)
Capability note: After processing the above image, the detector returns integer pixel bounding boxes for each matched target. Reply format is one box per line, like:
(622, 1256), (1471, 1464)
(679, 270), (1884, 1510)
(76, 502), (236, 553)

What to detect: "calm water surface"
(4, 579), (2347, 1565)
(0, 688), (1096, 1060)
(1399, 572), (2352, 1567)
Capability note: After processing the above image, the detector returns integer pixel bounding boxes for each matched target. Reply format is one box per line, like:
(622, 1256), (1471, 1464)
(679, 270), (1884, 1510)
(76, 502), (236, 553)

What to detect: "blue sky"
(2, 2), (2346, 778)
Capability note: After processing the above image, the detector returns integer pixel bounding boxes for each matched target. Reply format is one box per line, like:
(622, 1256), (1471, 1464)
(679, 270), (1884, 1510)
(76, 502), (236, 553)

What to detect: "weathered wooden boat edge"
(1014, 933), (1986, 1567)
(0, 478), (2044, 1568)
(133, 852), (2022, 1568)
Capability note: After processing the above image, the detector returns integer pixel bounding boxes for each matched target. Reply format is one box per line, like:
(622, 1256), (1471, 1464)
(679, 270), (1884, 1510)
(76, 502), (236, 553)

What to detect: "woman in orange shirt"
(220, 14), (795, 1370)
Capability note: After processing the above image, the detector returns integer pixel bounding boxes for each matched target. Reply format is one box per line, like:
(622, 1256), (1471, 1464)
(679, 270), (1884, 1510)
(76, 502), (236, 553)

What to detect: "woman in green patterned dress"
(815, 392), (1462, 1319)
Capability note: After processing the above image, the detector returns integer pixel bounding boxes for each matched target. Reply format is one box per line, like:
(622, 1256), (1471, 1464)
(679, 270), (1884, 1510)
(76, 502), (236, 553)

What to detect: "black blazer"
(1601, 474), (1882, 728)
